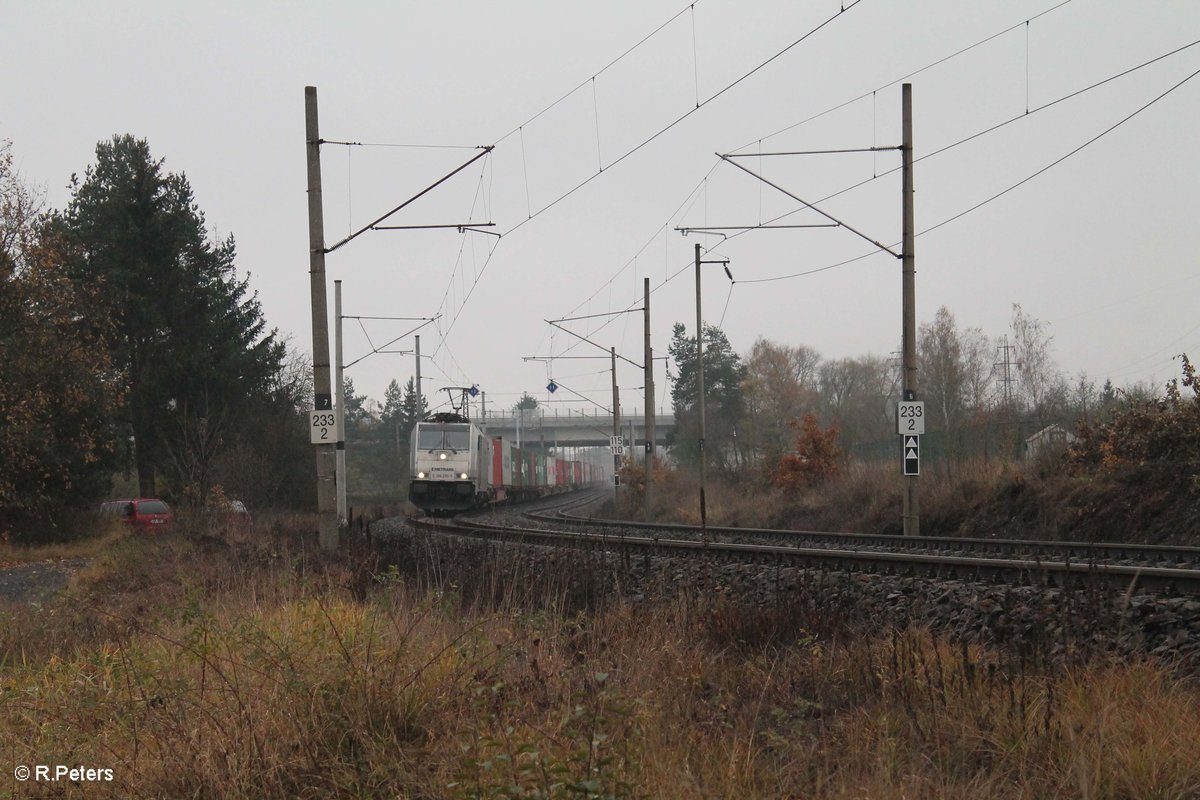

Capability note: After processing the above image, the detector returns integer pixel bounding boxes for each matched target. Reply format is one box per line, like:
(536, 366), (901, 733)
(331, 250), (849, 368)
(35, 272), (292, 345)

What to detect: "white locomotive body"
(408, 411), (598, 514)
(408, 413), (491, 513)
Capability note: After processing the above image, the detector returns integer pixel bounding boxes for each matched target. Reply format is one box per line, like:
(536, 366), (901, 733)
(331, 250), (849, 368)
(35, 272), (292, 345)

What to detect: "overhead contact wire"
(552, 171), (712, 360)
(740, 62), (1200, 285)
(728, 0), (1073, 154)
(501, 0), (865, 239)
(593, 77), (603, 172)
(918, 63), (1200, 240)
(444, 2), (863, 361)
(722, 36), (1200, 262)
(495, 1), (699, 144)
(691, 3), (700, 108)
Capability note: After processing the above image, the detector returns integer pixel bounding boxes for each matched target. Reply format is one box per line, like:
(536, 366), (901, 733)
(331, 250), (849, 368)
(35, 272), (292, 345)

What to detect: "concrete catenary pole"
(901, 82), (920, 536)
(305, 86), (337, 550)
(611, 347), (621, 497)
(335, 280), (347, 525)
(643, 277), (655, 520)
(414, 334), (422, 424)
(694, 243), (709, 545)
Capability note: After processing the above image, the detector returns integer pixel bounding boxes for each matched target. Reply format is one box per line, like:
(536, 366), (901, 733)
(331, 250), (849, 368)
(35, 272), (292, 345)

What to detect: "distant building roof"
(1024, 423), (1077, 458)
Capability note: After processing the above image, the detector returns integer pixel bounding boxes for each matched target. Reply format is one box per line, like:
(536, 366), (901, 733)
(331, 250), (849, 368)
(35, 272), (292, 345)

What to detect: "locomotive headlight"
(439, 452), (447, 460)
(460, 472), (468, 479)
(417, 472), (425, 479)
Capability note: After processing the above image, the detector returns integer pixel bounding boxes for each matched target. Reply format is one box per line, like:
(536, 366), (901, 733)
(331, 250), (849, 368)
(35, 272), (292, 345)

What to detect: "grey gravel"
(371, 503), (1200, 674)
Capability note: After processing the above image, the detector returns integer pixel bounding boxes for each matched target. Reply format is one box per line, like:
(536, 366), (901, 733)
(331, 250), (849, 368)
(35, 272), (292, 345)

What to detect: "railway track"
(410, 491), (1200, 595)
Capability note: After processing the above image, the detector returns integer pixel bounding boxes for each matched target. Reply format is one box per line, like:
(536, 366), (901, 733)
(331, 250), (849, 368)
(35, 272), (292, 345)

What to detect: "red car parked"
(100, 498), (174, 530)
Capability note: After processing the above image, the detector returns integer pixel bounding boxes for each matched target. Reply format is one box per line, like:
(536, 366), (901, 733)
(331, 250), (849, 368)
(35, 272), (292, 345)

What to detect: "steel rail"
(409, 513), (1200, 595)
(531, 509), (1200, 569)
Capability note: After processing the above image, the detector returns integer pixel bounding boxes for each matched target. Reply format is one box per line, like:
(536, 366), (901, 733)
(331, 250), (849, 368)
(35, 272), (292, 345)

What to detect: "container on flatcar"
(490, 438), (506, 501)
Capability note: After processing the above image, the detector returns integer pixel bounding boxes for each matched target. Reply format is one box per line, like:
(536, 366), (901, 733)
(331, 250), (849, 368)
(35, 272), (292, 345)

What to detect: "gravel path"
(0, 559), (88, 604)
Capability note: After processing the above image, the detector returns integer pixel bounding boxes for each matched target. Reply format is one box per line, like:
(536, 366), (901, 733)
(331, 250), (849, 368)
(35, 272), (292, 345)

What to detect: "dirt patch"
(0, 559), (89, 604)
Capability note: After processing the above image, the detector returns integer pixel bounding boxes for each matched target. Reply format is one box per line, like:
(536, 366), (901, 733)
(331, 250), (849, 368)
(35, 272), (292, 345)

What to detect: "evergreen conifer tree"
(57, 135), (283, 497)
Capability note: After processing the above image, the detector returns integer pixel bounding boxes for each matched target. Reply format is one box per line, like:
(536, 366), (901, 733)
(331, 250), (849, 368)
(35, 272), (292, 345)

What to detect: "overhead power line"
(918, 63), (1200, 240)
(502, 1), (865, 239)
(728, 0), (1074, 154)
(738, 61), (1200, 285)
(548, 0), (1080, 347)
(438, 2), (865, 357)
(552, 43), (1200, 355)
(808, 36), (1200, 213)
(495, 2), (701, 143)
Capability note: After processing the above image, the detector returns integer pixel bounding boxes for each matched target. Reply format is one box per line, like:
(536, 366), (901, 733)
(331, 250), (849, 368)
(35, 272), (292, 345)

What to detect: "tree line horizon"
(0, 135), (1174, 538)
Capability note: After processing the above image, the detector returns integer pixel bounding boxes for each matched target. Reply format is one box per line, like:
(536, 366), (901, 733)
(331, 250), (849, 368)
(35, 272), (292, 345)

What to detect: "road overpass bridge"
(477, 409), (675, 456)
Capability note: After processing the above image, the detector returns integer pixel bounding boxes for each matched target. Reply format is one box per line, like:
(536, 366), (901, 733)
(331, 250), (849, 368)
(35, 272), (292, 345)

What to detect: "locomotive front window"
(417, 428), (444, 451)
(417, 425), (471, 451)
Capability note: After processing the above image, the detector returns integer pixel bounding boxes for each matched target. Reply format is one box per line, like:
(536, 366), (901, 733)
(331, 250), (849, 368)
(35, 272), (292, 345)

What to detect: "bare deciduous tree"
(919, 306), (967, 433)
(961, 326), (994, 417)
(742, 338), (822, 462)
(1010, 304), (1065, 419)
(818, 355), (896, 449)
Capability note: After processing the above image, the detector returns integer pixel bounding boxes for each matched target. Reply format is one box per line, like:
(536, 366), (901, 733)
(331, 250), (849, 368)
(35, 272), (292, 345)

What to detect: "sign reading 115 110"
(310, 410), (336, 444)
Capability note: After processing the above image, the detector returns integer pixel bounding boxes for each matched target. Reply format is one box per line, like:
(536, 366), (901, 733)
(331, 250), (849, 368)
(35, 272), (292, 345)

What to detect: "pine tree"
(400, 377), (428, 433)
(514, 392), (539, 412)
(56, 135), (283, 497)
(378, 377), (426, 453)
(382, 379), (404, 427)
(342, 377), (370, 440)
(667, 322), (746, 469)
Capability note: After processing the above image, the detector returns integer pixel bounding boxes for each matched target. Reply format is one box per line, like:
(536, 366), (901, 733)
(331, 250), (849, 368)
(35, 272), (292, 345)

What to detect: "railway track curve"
(411, 491), (1200, 596)
(374, 491), (1200, 670)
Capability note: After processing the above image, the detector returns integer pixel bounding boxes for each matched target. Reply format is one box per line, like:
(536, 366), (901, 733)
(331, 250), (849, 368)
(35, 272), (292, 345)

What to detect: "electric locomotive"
(407, 396), (600, 514)
(408, 412), (492, 513)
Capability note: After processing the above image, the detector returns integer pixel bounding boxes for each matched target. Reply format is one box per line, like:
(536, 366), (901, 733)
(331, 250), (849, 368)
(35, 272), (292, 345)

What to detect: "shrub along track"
(382, 489), (1200, 671)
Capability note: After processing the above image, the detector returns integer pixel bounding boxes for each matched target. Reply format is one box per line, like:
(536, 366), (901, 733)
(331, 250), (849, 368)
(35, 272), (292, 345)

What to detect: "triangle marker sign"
(902, 434), (920, 476)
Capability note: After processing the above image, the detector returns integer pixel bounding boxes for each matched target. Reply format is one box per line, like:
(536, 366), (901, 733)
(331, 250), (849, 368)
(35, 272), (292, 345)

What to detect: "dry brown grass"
(2, 516), (1198, 798)
(0, 520), (130, 569)
(622, 456), (1082, 539)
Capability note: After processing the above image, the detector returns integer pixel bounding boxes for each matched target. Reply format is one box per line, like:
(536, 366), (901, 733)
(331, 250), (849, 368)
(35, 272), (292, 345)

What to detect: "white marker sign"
(310, 410), (336, 444)
(897, 400), (925, 435)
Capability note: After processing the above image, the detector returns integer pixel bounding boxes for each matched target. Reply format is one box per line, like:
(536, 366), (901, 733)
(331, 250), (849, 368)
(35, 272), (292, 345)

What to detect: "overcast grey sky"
(6, 1), (1199, 418)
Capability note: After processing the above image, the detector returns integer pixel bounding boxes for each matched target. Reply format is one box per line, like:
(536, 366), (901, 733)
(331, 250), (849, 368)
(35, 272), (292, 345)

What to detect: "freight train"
(408, 412), (597, 514)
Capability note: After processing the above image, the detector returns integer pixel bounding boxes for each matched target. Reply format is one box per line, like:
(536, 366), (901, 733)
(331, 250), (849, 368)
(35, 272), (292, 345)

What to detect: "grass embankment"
(0, 526), (129, 569)
(617, 453), (1200, 544)
(2, 517), (1199, 798)
(624, 375), (1200, 543)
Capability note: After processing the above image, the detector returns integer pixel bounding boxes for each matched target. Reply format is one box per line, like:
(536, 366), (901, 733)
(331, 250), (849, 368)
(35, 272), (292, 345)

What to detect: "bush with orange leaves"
(772, 414), (843, 489)
(1069, 353), (1200, 473)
